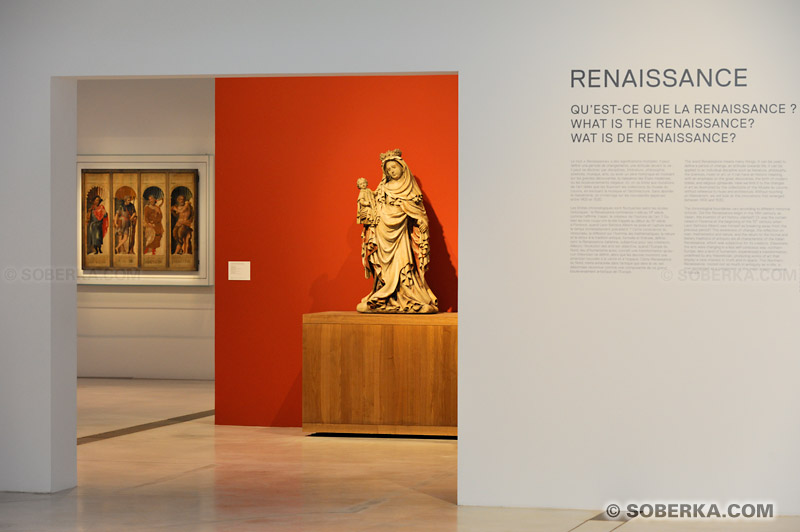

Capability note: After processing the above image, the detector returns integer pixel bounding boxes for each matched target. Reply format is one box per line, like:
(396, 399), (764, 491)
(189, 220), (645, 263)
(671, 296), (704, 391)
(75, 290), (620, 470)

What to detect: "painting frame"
(77, 155), (214, 286)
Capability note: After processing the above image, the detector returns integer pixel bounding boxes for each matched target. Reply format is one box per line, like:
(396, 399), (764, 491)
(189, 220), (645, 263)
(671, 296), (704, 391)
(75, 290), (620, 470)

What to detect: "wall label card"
(228, 261), (251, 281)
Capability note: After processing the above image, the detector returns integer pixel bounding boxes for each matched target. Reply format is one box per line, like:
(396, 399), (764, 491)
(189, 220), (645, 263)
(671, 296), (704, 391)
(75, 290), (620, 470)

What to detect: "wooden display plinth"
(302, 311), (457, 436)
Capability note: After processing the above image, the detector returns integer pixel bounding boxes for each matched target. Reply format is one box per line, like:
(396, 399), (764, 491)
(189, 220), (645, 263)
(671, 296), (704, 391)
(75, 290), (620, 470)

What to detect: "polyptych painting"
(81, 169), (199, 271)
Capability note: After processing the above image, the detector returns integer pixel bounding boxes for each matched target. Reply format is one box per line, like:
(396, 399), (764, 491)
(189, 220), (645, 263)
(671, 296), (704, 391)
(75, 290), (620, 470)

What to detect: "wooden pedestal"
(302, 311), (457, 436)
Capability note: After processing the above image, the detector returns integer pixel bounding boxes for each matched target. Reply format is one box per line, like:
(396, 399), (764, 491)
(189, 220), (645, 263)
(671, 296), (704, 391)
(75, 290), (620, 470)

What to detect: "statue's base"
(356, 302), (437, 314)
(302, 311), (457, 436)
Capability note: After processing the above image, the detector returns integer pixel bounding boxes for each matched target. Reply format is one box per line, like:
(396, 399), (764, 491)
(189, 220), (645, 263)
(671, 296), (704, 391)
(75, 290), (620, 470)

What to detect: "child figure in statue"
(355, 149), (437, 314)
(356, 178), (377, 225)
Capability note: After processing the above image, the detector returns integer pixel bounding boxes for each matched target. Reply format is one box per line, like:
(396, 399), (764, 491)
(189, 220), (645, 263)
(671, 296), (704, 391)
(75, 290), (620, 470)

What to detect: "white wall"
(77, 79), (215, 379)
(457, 2), (800, 513)
(78, 78), (214, 155)
(1, 0), (799, 514)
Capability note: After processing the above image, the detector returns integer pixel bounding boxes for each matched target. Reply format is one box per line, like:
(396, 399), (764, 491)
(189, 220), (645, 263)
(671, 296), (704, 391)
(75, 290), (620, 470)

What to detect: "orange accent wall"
(215, 75), (458, 426)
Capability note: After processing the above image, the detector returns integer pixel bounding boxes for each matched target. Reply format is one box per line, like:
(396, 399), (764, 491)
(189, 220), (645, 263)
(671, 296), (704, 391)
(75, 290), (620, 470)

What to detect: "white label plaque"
(228, 261), (251, 281)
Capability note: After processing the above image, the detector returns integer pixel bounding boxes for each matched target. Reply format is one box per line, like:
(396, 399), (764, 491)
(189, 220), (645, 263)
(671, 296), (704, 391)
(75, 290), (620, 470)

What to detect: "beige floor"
(77, 378), (215, 437)
(0, 379), (796, 531)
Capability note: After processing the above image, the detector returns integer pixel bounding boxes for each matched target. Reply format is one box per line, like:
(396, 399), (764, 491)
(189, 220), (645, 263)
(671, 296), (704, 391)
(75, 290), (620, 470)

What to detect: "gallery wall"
(2, 0), (799, 514)
(214, 75), (458, 426)
(77, 79), (215, 379)
(457, 3), (800, 512)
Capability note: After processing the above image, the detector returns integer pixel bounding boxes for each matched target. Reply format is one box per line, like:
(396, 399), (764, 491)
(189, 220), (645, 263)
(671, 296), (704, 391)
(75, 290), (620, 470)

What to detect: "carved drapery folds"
(356, 150), (437, 313)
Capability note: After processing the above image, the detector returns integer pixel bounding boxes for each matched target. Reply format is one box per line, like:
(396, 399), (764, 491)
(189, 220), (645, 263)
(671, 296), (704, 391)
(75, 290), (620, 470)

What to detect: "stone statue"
(356, 149), (438, 313)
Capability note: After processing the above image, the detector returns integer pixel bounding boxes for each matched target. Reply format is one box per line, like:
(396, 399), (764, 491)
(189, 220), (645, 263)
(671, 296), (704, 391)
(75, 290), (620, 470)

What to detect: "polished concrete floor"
(77, 378), (215, 438)
(0, 379), (797, 531)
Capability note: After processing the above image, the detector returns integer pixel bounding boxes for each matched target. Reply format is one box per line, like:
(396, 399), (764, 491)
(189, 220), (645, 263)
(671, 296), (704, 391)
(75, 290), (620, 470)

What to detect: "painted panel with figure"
(82, 172), (112, 269)
(140, 173), (168, 270)
(112, 172), (139, 269)
(169, 172), (198, 271)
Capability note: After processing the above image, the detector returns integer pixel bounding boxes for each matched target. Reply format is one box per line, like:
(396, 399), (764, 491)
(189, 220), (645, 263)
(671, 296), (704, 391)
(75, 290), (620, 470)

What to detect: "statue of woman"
(356, 149), (437, 313)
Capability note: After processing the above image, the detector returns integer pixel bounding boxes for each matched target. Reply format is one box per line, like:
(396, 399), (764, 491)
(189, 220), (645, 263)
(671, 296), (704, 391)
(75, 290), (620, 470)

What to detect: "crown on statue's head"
(379, 149), (403, 163)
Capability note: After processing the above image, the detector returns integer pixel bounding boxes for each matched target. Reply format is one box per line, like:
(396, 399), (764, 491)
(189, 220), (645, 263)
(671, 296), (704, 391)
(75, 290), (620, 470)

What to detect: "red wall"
(215, 75), (458, 426)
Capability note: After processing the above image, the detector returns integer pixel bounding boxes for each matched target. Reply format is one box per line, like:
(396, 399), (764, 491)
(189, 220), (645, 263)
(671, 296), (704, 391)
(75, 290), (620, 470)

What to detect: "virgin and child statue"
(355, 149), (438, 314)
